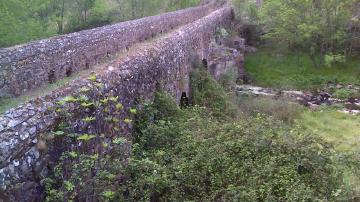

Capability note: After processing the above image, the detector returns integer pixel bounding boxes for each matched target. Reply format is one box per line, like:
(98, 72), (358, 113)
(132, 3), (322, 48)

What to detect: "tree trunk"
(60, 0), (65, 34)
(309, 54), (319, 68)
(256, 0), (262, 8)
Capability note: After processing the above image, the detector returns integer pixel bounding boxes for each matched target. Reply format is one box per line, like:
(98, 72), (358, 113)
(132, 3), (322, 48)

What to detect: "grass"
(235, 96), (304, 123)
(241, 50), (360, 197)
(245, 51), (360, 90)
(298, 109), (360, 153)
(244, 50), (360, 152)
(236, 95), (360, 153)
(0, 75), (76, 114)
(236, 95), (360, 197)
(244, 50), (360, 151)
(234, 95), (360, 153)
(297, 109), (360, 197)
(235, 96), (360, 153)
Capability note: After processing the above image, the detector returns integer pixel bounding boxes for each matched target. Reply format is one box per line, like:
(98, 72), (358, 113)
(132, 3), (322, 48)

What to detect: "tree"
(259, 0), (356, 67)
(74, 0), (96, 23)
(51, 0), (67, 34)
(0, 0), (200, 48)
(0, 0), (55, 47)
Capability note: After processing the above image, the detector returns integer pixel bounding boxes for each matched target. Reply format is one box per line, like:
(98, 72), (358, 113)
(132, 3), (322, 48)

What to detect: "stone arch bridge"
(0, 1), (244, 200)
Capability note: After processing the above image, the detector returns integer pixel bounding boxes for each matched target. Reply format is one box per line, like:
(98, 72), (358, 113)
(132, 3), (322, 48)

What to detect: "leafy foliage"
(0, 0), (56, 47)
(298, 109), (360, 196)
(232, 0), (360, 63)
(325, 54), (346, 67)
(43, 68), (359, 201)
(231, 0), (260, 24)
(259, 0), (356, 64)
(190, 68), (237, 118)
(332, 88), (354, 100)
(122, 91), (348, 201)
(0, 0), (200, 48)
(42, 78), (135, 201)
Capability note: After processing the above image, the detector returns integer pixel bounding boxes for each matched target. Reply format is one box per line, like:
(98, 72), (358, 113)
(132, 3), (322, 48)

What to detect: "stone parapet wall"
(0, 4), (216, 98)
(0, 6), (234, 200)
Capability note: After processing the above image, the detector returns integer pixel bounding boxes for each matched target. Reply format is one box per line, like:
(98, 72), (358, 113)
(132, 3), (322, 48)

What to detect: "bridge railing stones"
(0, 5), (234, 200)
(0, 3), (218, 99)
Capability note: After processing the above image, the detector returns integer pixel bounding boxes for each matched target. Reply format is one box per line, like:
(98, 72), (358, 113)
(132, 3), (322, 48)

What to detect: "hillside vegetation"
(246, 51), (360, 90)
(0, 0), (199, 48)
(1, 0), (360, 201)
(231, 0), (360, 199)
(44, 69), (359, 201)
(233, 0), (360, 62)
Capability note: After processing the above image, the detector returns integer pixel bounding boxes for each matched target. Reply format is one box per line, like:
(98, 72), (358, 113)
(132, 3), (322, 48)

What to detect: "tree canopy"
(0, 0), (199, 48)
(233, 0), (360, 66)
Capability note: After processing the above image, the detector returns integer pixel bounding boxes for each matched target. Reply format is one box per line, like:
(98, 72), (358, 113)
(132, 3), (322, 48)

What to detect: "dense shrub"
(190, 68), (237, 119)
(123, 92), (345, 201)
(44, 69), (354, 201)
(42, 75), (134, 201)
(121, 70), (347, 201)
(218, 66), (238, 91)
(332, 88), (354, 100)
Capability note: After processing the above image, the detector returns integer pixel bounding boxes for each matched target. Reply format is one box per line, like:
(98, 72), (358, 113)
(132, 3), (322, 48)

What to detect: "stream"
(236, 85), (360, 115)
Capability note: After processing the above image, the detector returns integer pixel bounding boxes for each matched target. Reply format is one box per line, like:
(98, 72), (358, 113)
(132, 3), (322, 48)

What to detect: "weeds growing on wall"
(42, 74), (135, 201)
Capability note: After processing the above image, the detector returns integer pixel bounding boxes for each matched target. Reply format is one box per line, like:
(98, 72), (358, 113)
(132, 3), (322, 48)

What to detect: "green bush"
(44, 69), (356, 201)
(190, 68), (237, 119)
(122, 92), (346, 201)
(42, 77), (134, 201)
(218, 65), (238, 91)
(333, 88), (353, 100)
(325, 54), (346, 67)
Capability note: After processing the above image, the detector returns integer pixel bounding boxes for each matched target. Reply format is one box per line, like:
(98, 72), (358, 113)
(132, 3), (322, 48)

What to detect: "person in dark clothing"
(180, 92), (189, 108)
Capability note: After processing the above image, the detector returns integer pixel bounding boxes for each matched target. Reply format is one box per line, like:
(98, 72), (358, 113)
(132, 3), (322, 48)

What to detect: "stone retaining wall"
(0, 6), (234, 200)
(0, 4), (216, 98)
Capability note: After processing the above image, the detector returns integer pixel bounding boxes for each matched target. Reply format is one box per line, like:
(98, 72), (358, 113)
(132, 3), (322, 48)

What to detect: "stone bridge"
(0, 1), (243, 200)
